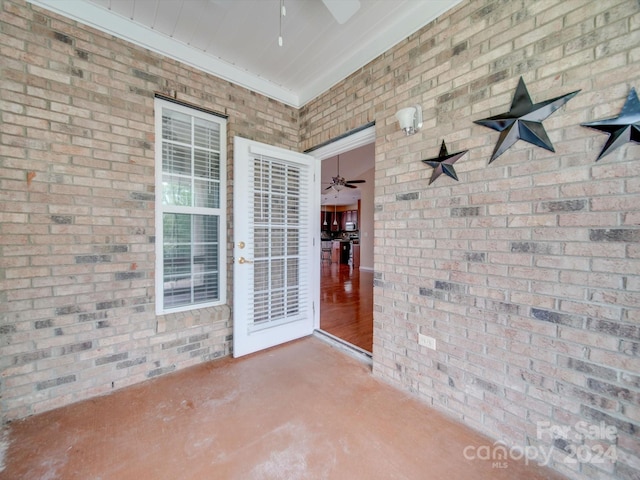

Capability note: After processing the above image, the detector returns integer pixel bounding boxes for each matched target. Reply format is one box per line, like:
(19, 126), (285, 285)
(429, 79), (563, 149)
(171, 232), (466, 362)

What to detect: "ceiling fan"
(324, 155), (366, 191)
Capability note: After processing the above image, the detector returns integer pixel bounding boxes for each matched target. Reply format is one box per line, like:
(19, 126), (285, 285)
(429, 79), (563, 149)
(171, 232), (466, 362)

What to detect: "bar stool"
(321, 241), (332, 266)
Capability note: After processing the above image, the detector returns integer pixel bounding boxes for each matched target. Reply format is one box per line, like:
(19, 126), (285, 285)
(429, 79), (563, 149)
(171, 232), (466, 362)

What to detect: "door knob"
(238, 257), (253, 264)
(238, 241), (245, 249)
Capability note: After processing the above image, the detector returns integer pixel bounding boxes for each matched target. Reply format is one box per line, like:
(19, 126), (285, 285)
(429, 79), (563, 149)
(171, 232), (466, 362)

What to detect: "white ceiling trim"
(298, 0), (463, 106)
(27, 0), (300, 106)
(27, 0), (462, 109)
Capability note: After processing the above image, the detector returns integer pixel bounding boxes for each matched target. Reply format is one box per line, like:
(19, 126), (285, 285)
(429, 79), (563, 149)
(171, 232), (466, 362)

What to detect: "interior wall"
(0, 0), (298, 421)
(300, 1), (640, 479)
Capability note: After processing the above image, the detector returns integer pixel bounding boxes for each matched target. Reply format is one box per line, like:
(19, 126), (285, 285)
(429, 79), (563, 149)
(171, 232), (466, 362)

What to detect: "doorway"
(310, 126), (375, 353)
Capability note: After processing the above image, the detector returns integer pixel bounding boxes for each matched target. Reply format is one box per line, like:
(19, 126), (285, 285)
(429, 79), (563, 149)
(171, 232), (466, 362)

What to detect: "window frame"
(154, 97), (227, 315)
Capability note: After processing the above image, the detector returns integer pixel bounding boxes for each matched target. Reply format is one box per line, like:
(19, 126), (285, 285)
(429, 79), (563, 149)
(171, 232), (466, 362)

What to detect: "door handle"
(238, 257), (253, 264)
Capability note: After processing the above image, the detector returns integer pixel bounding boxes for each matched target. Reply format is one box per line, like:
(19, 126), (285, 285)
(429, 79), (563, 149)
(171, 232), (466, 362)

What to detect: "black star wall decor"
(474, 77), (580, 163)
(422, 140), (468, 184)
(581, 87), (640, 161)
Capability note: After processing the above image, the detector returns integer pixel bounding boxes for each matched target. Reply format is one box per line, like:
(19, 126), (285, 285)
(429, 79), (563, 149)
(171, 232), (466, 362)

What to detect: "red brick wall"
(301, 1), (639, 479)
(0, 0), (297, 420)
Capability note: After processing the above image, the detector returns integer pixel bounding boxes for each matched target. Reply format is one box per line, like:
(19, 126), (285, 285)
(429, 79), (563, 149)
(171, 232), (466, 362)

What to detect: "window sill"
(156, 304), (231, 334)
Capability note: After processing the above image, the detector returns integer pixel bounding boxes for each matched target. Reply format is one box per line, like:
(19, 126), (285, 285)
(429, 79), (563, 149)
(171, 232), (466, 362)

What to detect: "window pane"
(271, 228), (285, 257)
(287, 196), (300, 224)
(194, 179), (219, 208)
(194, 118), (220, 150)
(287, 258), (299, 286)
(254, 260), (269, 293)
(194, 273), (218, 303)
(287, 168), (300, 195)
(194, 149), (220, 180)
(248, 155), (306, 326)
(271, 196), (285, 224)
(193, 214), (218, 244)
(287, 229), (299, 255)
(271, 290), (285, 320)
(164, 244), (192, 277)
(157, 99), (225, 313)
(162, 109), (191, 144)
(271, 164), (286, 194)
(162, 174), (192, 207)
(271, 258), (284, 289)
(162, 214), (220, 307)
(254, 228), (269, 258)
(163, 213), (191, 244)
(163, 143), (191, 175)
(163, 275), (193, 308)
(254, 291), (269, 324)
(254, 192), (269, 223)
(196, 244), (218, 272)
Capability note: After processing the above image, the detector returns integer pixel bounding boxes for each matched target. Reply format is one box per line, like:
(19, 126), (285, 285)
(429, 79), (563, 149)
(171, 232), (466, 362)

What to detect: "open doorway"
(310, 126), (375, 353)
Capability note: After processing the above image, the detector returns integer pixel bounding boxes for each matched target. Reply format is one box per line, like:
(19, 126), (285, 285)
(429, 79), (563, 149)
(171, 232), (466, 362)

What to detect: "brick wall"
(0, 0), (298, 420)
(2, 0), (639, 478)
(301, 1), (639, 479)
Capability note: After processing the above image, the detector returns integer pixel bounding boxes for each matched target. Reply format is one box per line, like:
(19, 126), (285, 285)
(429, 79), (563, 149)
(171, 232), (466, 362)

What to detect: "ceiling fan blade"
(344, 184), (357, 189)
(346, 179), (365, 184)
(324, 185), (334, 190)
(322, 0), (360, 24)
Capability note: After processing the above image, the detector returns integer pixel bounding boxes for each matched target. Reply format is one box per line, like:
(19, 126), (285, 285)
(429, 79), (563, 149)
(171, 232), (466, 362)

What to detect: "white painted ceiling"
(29, 0), (461, 108)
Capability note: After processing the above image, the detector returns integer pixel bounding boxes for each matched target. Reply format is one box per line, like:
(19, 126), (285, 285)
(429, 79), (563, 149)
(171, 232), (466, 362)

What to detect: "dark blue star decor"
(474, 77), (580, 163)
(581, 87), (640, 161)
(422, 140), (468, 184)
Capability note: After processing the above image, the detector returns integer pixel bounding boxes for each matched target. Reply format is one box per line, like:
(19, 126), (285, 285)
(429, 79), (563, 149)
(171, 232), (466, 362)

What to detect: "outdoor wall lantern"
(396, 105), (423, 135)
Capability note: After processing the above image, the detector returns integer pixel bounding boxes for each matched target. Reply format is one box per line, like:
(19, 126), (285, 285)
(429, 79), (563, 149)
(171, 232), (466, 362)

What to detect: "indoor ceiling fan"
(324, 155), (366, 191)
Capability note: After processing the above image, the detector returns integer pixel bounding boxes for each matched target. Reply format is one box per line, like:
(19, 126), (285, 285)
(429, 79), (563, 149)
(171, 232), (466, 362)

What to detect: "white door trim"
(309, 125), (376, 161)
(309, 125), (375, 331)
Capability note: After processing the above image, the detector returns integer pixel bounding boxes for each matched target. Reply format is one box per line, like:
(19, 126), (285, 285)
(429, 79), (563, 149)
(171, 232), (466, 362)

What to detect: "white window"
(154, 97), (227, 314)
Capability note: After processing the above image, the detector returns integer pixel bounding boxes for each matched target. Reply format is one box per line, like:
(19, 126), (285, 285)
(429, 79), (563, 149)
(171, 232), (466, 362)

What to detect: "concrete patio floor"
(0, 337), (565, 479)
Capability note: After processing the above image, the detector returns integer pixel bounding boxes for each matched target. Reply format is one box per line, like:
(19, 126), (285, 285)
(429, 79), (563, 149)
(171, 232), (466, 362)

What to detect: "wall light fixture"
(396, 105), (423, 135)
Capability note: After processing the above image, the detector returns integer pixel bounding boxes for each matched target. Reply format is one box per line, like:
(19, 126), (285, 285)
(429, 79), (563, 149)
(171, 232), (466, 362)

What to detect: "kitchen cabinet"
(339, 210), (356, 230)
(321, 211), (341, 231)
(321, 208), (357, 232)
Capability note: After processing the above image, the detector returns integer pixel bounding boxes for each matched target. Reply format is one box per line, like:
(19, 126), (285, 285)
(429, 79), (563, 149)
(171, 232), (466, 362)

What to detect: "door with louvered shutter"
(233, 137), (319, 357)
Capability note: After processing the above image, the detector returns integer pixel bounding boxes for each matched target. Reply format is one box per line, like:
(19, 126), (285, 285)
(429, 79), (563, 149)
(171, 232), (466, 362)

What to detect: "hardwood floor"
(319, 262), (373, 352)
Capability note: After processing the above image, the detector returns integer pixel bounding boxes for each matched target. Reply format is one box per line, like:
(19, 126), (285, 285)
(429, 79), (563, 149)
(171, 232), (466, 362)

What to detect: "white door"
(233, 137), (319, 357)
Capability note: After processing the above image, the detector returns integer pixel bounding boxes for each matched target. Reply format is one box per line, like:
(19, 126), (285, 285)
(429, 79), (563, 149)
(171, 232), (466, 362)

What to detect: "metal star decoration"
(422, 140), (467, 184)
(581, 87), (640, 161)
(474, 77), (580, 163)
